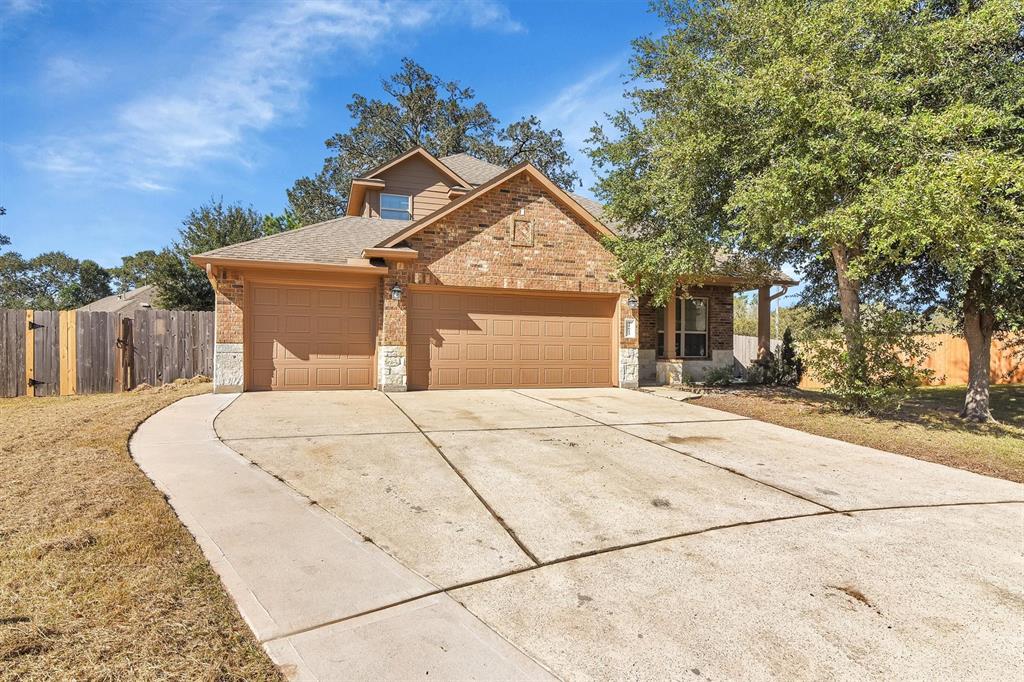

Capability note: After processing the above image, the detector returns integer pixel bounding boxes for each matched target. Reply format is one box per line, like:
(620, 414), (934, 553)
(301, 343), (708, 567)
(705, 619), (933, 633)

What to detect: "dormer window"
(380, 193), (411, 220)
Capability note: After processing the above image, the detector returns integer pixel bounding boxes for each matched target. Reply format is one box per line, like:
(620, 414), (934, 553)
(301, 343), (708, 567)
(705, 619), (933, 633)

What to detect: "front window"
(675, 296), (708, 358)
(380, 193), (411, 220)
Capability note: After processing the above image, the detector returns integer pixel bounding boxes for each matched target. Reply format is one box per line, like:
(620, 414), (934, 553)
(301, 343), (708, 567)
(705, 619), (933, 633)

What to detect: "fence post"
(119, 316), (134, 391)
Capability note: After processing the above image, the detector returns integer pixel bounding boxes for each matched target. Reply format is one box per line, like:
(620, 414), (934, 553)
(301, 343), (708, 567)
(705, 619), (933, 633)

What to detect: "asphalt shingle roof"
(438, 153), (505, 186)
(195, 216), (412, 264)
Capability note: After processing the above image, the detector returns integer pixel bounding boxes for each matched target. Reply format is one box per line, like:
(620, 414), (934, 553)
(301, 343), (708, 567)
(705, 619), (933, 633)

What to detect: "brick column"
(618, 292), (640, 389)
(213, 271), (244, 393)
(378, 275), (408, 391)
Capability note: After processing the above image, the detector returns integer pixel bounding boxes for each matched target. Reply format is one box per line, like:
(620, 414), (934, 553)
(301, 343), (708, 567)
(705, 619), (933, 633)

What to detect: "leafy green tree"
(0, 250), (31, 308)
(289, 58), (579, 225)
(26, 251), (80, 309)
(589, 0), (1022, 413)
(56, 259), (112, 308)
(0, 205), (8, 251)
(261, 209), (302, 235)
(110, 250), (160, 293)
(152, 198), (266, 310)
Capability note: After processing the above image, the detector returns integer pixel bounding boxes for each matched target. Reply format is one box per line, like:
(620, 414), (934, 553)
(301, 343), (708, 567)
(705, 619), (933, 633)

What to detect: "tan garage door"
(248, 282), (376, 390)
(408, 289), (616, 390)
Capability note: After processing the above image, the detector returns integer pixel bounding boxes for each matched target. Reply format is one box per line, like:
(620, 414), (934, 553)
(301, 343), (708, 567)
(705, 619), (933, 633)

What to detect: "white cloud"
(43, 56), (105, 93)
(27, 0), (522, 191)
(2, 0), (42, 18)
(537, 56), (630, 193)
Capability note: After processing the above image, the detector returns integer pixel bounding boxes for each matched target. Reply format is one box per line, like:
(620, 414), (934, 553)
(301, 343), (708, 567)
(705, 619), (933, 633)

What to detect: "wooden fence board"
(32, 310), (61, 396)
(0, 309), (26, 397)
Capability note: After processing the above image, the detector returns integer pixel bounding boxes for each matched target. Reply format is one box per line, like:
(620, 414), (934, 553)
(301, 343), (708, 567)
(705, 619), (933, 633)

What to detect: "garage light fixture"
(390, 283), (403, 301)
(626, 295), (639, 310)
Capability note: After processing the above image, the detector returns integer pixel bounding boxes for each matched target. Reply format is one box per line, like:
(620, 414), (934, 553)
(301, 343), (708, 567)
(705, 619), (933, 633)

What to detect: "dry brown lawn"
(0, 381), (280, 681)
(692, 384), (1024, 483)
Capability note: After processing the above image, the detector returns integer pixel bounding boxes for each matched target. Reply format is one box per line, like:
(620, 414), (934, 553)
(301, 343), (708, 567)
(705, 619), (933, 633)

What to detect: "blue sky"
(1, 0), (662, 267)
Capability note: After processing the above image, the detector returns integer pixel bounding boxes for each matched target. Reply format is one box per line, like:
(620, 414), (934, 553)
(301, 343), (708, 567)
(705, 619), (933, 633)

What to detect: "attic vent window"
(381, 193), (411, 220)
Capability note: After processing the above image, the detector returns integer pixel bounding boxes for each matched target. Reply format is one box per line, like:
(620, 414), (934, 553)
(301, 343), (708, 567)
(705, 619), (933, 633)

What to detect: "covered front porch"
(637, 281), (792, 385)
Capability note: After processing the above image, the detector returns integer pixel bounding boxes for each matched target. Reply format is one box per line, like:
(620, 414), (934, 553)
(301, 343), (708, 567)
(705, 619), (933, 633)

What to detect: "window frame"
(379, 193), (412, 220)
(675, 295), (709, 359)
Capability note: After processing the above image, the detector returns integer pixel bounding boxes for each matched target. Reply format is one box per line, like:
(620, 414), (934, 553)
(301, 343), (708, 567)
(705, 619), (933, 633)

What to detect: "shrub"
(747, 327), (803, 386)
(803, 308), (934, 414)
(702, 364), (735, 387)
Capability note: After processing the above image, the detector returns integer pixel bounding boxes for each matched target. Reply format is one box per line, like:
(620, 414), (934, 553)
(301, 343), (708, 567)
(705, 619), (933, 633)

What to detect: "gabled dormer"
(347, 147), (473, 220)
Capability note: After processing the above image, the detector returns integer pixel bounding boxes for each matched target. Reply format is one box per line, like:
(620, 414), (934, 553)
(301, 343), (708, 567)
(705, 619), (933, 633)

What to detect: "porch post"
(757, 285), (772, 360)
(665, 285), (678, 359)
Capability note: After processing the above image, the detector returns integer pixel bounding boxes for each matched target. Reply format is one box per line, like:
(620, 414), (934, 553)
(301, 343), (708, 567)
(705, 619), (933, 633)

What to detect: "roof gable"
(360, 147), (469, 187)
(376, 163), (616, 248)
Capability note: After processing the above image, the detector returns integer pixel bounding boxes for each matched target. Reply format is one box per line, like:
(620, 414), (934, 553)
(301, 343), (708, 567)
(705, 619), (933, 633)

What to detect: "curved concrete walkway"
(130, 393), (553, 681)
(132, 389), (1024, 680)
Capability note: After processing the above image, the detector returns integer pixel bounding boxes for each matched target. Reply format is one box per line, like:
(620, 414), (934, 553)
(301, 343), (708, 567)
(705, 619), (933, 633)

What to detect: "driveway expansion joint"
(383, 392), (543, 566)
(511, 389), (839, 513)
(260, 498), (1024, 646)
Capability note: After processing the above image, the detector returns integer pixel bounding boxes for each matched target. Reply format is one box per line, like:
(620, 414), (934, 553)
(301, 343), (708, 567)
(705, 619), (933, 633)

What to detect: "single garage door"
(248, 281), (376, 390)
(407, 289), (616, 390)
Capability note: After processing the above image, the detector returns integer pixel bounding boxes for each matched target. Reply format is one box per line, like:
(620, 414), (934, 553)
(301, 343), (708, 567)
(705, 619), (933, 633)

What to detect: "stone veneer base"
(214, 342), (244, 392)
(378, 345), (408, 392)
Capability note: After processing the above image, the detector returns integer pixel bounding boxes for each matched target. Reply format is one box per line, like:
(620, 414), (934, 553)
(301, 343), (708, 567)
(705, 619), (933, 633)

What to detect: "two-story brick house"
(192, 147), (793, 392)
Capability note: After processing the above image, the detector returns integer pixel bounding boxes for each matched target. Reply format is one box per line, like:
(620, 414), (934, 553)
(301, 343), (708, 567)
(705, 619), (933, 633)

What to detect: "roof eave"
(190, 254), (389, 276)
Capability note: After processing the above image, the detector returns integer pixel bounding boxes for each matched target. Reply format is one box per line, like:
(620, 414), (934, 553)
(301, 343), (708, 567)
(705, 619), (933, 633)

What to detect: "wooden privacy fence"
(732, 334), (781, 379)
(0, 309), (213, 398)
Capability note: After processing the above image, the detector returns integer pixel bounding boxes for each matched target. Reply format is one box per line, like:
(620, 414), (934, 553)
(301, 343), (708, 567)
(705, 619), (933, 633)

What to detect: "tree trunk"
(960, 267), (995, 423)
(831, 243), (865, 395)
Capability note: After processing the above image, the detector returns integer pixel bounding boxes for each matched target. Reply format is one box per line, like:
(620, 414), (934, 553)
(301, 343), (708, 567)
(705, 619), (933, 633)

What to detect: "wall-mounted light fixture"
(626, 294), (639, 310)
(390, 283), (403, 301)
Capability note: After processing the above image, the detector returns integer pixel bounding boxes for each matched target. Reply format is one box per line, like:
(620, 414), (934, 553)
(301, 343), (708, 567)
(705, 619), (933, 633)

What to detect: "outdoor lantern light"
(626, 294), (639, 310)
(390, 283), (403, 301)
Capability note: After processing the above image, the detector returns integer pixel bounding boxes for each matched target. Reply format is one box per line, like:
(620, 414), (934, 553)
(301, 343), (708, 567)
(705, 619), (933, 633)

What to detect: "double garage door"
(247, 282), (376, 390)
(407, 289), (616, 390)
(246, 283), (617, 391)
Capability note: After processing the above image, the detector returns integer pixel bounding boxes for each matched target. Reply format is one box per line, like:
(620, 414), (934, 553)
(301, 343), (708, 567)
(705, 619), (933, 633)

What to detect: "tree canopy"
(150, 198), (268, 310)
(589, 0), (1023, 415)
(288, 58), (579, 225)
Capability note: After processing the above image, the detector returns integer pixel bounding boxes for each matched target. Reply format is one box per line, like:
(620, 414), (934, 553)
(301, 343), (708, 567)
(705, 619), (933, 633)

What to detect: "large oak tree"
(589, 0), (1023, 416)
(288, 59), (579, 225)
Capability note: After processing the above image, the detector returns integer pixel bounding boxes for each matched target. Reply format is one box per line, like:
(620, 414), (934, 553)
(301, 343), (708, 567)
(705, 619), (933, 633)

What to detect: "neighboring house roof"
(78, 284), (157, 316)
(193, 216), (412, 266)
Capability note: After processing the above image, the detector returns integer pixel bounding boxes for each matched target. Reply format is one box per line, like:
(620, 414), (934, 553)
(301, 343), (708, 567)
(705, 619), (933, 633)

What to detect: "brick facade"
(637, 285), (734, 356)
(384, 172), (638, 354)
(214, 270), (244, 343)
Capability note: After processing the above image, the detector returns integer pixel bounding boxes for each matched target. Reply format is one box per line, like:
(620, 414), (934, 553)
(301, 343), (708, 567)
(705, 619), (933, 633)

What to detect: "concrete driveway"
(134, 388), (1024, 680)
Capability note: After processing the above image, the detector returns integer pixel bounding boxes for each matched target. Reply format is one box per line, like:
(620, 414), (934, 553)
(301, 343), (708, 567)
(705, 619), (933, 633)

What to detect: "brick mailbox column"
(378, 275), (408, 391)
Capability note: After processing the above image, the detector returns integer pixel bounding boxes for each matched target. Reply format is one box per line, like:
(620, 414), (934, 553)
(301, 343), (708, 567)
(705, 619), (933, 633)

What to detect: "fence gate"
(1, 308), (214, 398)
